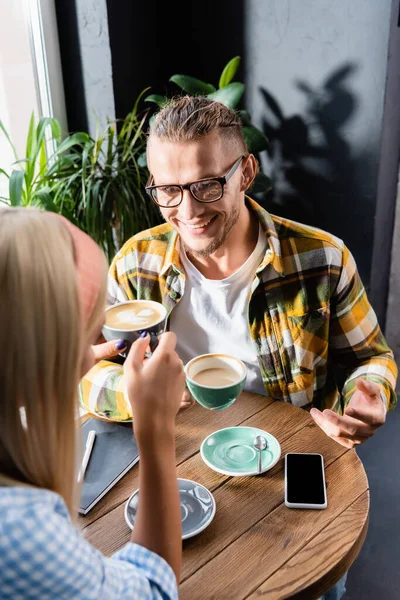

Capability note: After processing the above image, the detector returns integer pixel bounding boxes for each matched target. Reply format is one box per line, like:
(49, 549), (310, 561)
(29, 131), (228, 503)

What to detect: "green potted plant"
(0, 114), (65, 211)
(0, 92), (161, 262)
(47, 95), (162, 261)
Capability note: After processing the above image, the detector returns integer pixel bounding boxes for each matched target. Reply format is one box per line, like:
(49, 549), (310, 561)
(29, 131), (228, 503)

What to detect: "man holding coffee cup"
(82, 96), (397, 449)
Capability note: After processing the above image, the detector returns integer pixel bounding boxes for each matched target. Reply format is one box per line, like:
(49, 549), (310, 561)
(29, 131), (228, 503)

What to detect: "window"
(0, 0), (66, 200)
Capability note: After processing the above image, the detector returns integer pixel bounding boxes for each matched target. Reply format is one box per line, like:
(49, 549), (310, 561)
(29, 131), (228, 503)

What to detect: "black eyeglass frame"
(145, 155), (246, 208)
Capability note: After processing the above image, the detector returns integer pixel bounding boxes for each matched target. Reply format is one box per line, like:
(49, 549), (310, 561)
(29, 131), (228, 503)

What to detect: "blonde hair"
(0, 208), (106, 513)
(148, 95), (247, 151)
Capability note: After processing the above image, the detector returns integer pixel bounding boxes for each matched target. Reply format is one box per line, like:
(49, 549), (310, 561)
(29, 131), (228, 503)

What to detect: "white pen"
(78, 430), (96, 483)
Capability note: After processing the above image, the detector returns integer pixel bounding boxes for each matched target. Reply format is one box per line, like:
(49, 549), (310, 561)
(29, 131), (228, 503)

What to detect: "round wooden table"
(78, 392), (369, 600)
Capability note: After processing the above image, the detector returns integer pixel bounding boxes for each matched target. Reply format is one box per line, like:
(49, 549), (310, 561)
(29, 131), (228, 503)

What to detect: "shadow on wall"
(258, 64), (378, 287)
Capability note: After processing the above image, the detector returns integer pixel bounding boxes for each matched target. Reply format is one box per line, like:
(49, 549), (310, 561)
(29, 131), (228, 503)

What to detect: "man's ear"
(240, 154), (258, 192)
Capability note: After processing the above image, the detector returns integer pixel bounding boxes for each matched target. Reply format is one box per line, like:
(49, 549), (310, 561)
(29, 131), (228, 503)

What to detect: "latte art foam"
(114, 309), (154, 326)
(105, 301), (165, 330)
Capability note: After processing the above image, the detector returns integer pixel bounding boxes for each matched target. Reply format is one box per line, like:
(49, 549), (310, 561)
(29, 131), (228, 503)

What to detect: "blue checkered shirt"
(0, 486), (178, 599)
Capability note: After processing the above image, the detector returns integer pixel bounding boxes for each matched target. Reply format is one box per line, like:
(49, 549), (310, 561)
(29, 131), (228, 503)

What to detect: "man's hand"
(180, 388), (194, 411)
(92, 339), (126, 362)
(310, 379), (386, 448)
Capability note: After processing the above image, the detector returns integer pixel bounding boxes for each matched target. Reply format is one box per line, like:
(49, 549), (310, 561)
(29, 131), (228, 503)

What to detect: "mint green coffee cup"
(185, 353), (247, 410)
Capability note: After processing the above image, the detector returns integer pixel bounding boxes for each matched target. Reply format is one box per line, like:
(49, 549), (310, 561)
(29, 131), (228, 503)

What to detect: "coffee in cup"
(102, 300), (167, 354)
(185, 354), (247, 410)
(190, 367), (241, 387)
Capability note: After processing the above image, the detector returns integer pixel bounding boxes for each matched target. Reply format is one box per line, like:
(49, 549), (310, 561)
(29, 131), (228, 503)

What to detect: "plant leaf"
(25, 113), (37, 159)
(122, 113), (147, 163)
(39, 140), (47, 175)
(36, 117), (57, 148)
(144, 94), (166, 107)
(219, 56), (241, 89)
(49, 118), (62, 140)
(242, 125), (269, 153)
(33, 187), (58, 212)
(53, 132), (90, 156)
(106, 123), (115, 165)
(131, 86), (151, 117)
(207, 83), (245, 108)
(11, 158), (32, 166)
(238, 110), (252, 126)
(0, 119), (19, 163)
(9, 170), (25, 206)
(169, 75), (215, 95)
(24, 113), (37, 197)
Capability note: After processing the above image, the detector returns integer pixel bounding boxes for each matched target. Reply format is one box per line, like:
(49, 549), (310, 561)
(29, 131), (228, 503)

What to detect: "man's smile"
(177, 214), (218, 235)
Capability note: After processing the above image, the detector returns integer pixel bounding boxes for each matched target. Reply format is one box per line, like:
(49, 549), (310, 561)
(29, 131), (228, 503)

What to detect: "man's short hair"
(148, 95), (247, 152)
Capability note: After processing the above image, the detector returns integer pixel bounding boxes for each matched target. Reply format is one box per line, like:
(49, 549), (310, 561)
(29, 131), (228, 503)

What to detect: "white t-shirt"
(170, 226), (268, 395)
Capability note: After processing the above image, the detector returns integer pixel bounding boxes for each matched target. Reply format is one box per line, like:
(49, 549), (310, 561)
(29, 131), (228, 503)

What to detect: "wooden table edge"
(250, 489), (370, 600)
(288, 511), (369, 600)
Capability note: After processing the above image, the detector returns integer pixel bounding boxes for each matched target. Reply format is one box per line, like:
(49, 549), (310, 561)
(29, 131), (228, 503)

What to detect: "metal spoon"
(253, 435), (267, 474)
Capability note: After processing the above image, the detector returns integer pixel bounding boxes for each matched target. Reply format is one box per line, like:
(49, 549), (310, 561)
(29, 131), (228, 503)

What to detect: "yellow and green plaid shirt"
(81, 198), (397, 421)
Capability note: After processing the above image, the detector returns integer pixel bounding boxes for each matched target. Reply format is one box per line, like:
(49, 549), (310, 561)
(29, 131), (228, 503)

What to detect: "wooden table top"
(77, 393), (369, 600)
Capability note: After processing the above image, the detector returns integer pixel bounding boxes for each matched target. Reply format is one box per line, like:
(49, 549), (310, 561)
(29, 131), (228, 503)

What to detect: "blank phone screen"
(286, 453), (326, 505)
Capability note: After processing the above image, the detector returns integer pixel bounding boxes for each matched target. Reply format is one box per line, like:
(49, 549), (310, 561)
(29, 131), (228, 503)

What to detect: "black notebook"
(79, 418), (139, 515)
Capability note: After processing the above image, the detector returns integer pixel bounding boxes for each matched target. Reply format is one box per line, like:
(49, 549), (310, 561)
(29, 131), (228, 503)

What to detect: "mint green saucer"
(200, 426), (281, 476)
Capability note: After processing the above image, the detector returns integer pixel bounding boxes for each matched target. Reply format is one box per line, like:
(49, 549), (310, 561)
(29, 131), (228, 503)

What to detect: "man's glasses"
(145, 155), (245, 208)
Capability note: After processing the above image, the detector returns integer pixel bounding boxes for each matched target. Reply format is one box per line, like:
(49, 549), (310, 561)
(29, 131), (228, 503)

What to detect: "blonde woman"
(0, 208), (185, 599)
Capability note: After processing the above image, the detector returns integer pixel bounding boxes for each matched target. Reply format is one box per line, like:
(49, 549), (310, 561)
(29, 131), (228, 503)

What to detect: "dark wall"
(105, 0), (245, 118)
(370, 0), (400, 327)
(54, 0), (88, 132)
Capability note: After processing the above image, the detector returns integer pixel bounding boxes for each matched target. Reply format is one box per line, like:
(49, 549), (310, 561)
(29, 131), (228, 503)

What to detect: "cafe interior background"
(1, 0), (399, 598)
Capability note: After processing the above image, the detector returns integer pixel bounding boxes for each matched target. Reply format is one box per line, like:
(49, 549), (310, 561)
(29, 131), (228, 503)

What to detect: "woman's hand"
(125, 332), (184, 582)
(124, 332), (186, 443)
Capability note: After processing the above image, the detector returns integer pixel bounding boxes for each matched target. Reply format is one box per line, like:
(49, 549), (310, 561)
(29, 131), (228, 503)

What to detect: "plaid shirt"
(81, 198), (397, 421)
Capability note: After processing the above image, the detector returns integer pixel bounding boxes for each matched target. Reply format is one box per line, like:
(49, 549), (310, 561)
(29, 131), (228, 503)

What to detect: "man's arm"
(309, 244), (397, 448)
(80, 254), (136, 421)
(329, 244), (397, 412)
(80, 255), (193, 420)
(79, 360), (132, 421)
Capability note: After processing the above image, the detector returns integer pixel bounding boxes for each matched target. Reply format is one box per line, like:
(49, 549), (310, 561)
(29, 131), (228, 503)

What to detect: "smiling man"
(82, 96), (397, 455)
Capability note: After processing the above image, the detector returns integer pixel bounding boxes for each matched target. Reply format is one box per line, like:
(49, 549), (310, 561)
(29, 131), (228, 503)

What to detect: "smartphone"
(284, 453), (327, 509)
